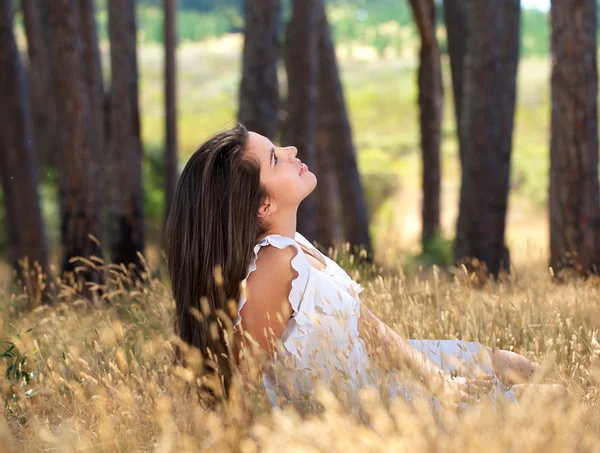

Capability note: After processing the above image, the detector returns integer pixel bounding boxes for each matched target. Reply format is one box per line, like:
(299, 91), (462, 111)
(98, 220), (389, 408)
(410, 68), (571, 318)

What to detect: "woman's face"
(245, 132), (317, 215)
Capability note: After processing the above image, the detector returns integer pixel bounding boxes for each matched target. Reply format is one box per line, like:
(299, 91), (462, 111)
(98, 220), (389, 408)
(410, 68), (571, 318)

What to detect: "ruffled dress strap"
(234, 234), (310, 333)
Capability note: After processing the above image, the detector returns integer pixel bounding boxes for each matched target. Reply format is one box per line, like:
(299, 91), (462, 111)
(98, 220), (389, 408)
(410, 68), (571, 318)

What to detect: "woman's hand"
(438, 373), (495, 408)
(357, 305), (496, 408)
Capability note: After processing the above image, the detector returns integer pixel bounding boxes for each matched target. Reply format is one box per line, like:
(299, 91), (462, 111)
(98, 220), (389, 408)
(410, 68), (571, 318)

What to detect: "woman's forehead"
(246, 132), (273, 162)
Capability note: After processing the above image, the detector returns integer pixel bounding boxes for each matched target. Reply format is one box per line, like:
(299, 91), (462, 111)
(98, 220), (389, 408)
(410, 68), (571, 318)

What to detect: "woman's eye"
(274, 154), (278, 164)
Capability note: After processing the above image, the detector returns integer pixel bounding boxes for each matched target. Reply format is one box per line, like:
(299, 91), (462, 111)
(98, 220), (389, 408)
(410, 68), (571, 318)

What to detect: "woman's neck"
(259, 211), (297, 240)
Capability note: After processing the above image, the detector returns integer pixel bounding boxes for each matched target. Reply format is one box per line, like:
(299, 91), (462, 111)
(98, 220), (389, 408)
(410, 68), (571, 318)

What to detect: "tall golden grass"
(0, 250), (599, 452)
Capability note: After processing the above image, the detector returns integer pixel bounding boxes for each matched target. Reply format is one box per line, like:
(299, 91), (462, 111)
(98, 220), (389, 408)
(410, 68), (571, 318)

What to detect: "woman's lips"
(299, 163), (308, 176)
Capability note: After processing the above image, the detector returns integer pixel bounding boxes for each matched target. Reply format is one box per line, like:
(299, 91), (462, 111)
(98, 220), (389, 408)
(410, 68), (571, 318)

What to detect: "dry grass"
(0, 250), (599, 452)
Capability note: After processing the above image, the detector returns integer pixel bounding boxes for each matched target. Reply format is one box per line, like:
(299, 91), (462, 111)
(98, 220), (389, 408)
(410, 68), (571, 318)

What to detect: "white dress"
(234, 232), (517, 410)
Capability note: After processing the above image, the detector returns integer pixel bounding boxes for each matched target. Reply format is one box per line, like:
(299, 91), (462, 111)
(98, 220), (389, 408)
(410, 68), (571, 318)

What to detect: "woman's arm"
(233, 245), (297, 386)
(357, 305), (493, 404)
(358, 304), (446, 388)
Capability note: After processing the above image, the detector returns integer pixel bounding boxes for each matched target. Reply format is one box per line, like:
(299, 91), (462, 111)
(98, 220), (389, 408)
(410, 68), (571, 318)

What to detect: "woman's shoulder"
(234, 234), (311, 334)
(239, 245), (299, 338)
(248, 243), (299, 285)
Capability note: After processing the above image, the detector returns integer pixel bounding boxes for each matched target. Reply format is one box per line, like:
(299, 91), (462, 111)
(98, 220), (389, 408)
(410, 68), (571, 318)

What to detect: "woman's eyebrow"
(269, 147), (275, 167)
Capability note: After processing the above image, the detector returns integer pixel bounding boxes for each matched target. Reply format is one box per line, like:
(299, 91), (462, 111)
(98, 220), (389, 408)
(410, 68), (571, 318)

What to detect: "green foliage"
(1, 328), (39, 424)
(95, 6), (237, 43)
(134, 0), (241, 12)
(326, 2), (414, 56)
(421, 233), (454, 266)
(521, 8), (549, 57)
(359, 148), (402, 219)
(121, 1), (553, 61)
(143, 142), (166, 223)
(403, 233), (454, 274)
(2, 329), (34, 384)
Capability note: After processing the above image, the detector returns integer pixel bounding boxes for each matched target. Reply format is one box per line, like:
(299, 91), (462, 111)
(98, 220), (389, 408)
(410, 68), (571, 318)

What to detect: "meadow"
(1, 250), (599, 451)
(2, 13), (600, 452)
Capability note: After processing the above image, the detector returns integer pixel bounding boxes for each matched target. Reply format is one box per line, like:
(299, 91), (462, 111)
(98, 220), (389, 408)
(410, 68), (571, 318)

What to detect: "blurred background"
(1, 0), (598, 300)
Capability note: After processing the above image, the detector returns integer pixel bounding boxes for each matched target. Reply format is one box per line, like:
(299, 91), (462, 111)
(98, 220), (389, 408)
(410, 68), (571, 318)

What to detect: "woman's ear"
(258, 197), (277, 218)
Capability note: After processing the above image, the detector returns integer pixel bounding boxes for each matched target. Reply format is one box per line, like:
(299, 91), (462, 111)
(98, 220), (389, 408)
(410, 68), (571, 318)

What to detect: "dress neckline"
(297, 242), (328, 272)
(258, 233), (328, 272)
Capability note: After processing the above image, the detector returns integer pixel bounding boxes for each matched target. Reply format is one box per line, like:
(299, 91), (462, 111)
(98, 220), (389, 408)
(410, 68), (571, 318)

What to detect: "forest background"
(0, 0), (562, 281)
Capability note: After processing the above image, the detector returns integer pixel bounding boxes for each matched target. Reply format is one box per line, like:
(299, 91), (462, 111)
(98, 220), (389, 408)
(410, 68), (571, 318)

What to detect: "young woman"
(165, 125), (539, 410)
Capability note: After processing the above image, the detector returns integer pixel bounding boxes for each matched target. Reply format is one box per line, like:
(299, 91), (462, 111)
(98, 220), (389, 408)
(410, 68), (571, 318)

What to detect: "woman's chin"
(301, 177), (318, 199)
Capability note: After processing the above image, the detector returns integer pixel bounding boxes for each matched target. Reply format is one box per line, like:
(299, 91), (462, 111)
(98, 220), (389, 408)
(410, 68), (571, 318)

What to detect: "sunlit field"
(1, 253), (599, 451)
(2, 34), (600, 451)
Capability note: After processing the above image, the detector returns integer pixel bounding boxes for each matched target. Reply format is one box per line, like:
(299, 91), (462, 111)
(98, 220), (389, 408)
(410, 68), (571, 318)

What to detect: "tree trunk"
(315, 122), (339, 252)
(163, 0), (178, 246)
(282, 0), (319, 241)
(409, 0), (443, 246)
(47, 0), (104, 287)
(549, 0), (600, 276)
(21, 0), (58, 170)
(491, 0), (520, 272)
(443, 0), (468, 165)
(108, 0), (145, 273)
(79, 0), (104, 162)
(316, 0), (372, 259)
(79, 0), (105, 203)
(454, 0), (520, 277)
(238, 0), (281, 140)
(444, 0), (469, 258)
(0, 0), (51, 304)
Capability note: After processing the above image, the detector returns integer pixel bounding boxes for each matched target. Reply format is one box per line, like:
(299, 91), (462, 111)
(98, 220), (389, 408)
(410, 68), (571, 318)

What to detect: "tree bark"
(282, 0), (319, 241)
(108, 0), (145, 273)
(443, 0), (468, 165)
(79, 0), (105, 203)
(549, 0), (600, 275)
(79, 0), (110, 247)
(0, 0), (51, 303)
(316, 0), (372, 259)
(454, 0), (520, 277)
(163, 0), (178, 245)
(409, 0), (443, 246)
(315, 122), (339, 252)
(21, 0), (58, 170)
(46, 0), (104, 287)
(238, 0), (281, 140)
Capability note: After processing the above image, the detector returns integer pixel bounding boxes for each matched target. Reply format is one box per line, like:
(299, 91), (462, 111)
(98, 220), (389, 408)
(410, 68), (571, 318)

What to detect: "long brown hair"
(165, 124), (269, 400)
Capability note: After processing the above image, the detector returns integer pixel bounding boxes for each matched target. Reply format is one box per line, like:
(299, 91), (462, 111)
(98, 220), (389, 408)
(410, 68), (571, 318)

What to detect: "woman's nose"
(286, 146), (298, 160)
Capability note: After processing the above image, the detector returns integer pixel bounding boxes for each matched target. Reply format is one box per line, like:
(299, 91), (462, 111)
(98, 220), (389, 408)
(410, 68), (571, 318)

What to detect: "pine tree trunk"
(444, 0), (469, 258)
(409, 0), (443, 246)
(46, 0), (104, 286)
(315, 122), (339, 252)
(108, 0), (145, 272)
(21, 0), (58, 170)
(550, 0), (600, 275)
(238, 0), (280, 140)
(283, 0), (319, 241)
(0, 0), (51, 303)
(443, 0), (468, 165)
(491, 0), (520, 272)
(163, 0), (178, 244)
(316, 0), (372, 259)
(79, 0), (105, 205)
(454, 0), (520, 276)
